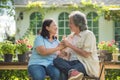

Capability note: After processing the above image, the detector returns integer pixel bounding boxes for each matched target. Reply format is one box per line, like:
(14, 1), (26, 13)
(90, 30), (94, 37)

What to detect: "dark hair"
(40, 18), (56, 39)
(37, 29), (41, 34)
(69, 11), (88, 31)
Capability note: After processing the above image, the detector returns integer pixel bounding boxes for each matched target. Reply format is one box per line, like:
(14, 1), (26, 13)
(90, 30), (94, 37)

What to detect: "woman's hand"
(57, 50), (71, 60)
(57, 43), (66, 50)
(61, 40), (72, 47)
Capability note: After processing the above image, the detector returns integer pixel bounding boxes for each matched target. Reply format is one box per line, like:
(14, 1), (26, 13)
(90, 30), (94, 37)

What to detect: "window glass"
(58, 12), (69, 41)
(115, 21), (120, 48)
(59, 21), (64, 27)
(87, 12), (99, 43)
(30, 12), (42, 35)
(59, 29), (64, 35)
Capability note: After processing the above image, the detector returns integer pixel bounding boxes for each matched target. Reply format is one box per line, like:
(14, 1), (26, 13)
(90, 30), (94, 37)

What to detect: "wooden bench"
(0, 61), (120, 80)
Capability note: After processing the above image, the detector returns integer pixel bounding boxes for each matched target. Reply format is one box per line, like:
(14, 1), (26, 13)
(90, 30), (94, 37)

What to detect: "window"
(114, 21), (120, 48)
(87, 12), (99, 43)
(58, 12), (70, 41)
(30, 12), (42, 35)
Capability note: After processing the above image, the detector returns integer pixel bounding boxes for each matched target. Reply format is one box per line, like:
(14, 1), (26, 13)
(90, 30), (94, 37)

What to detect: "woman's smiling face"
(46, 21), (58, 36)
(69, 17), (79, 33)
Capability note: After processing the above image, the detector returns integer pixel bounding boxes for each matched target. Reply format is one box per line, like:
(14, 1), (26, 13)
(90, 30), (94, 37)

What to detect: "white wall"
(15, 8), (31, 39)
(99, 16), (114, 42)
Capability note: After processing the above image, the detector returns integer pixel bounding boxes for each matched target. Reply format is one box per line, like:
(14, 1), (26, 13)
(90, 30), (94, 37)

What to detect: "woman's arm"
(36, 43), (65, 56)
(62, 40), (91, 58)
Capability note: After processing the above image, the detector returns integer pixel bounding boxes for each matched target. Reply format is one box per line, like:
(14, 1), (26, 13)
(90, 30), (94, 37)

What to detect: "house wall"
(15, 7), (115, 42)
(15, 7), (71, 39)
(99, 16), (114, 42)
(44, 8), (70, 24)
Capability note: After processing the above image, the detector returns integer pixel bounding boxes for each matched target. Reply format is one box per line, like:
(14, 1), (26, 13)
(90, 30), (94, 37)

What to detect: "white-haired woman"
(53, 11), (100, 80)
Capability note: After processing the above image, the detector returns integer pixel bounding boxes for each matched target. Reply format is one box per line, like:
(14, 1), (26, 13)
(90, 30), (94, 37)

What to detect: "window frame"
(30, 12), (42, 35)
(114, 21), (120, 48)
(58, 12), (70, 41)
(87, 12), (99, 43)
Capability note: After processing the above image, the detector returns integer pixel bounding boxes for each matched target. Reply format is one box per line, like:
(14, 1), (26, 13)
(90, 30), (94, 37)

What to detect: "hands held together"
(57, 40), (71, 51)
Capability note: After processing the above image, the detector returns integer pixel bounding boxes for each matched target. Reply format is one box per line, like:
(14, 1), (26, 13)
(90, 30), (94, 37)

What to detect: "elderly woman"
(53, 11), (100, 80)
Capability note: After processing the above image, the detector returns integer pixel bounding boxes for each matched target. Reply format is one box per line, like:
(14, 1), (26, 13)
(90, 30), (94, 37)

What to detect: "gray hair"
(69, 11), (88, 31)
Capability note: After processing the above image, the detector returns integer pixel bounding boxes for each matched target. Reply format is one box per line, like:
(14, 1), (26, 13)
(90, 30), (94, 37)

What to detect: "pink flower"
(98, 40), (118, 53)
(16, 38), (32, 53)
(27, 45), (32, 49)
(108, 43), (112, 47)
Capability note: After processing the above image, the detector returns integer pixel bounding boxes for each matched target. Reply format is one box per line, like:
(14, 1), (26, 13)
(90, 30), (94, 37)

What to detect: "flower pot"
(104, 53), (112, 61)
(4, 54), (13, 62)
(100, 50), (112, 61)
(112, 54), (119, 61)
(18, 54), (26, 62)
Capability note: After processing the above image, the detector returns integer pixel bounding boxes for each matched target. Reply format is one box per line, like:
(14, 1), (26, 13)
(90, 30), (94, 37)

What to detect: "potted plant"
(98, 40), (118, 61)
(112, 45), (120, 61)
(0, 42), (3, 61)
(1, 41), (16, 62)
(16, 39), (32, 62)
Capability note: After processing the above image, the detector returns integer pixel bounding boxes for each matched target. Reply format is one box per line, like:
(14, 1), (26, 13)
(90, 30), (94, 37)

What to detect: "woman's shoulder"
(83, 30), (94, 36)
(35, 35), (44, 41)
(84, 30), (96, 39)
(36, 35), (43, 39)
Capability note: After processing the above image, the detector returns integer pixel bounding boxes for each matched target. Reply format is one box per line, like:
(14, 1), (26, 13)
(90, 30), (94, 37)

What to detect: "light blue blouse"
(28, 35), (59, 67)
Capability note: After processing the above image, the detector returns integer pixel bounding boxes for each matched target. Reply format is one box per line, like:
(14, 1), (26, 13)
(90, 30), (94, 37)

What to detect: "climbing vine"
(26, 0), (120, 21)
(27, 1), (44, 10)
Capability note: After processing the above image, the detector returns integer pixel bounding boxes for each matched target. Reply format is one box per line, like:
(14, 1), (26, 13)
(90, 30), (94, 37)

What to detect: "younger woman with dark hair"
(28, 18), (64, 80)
